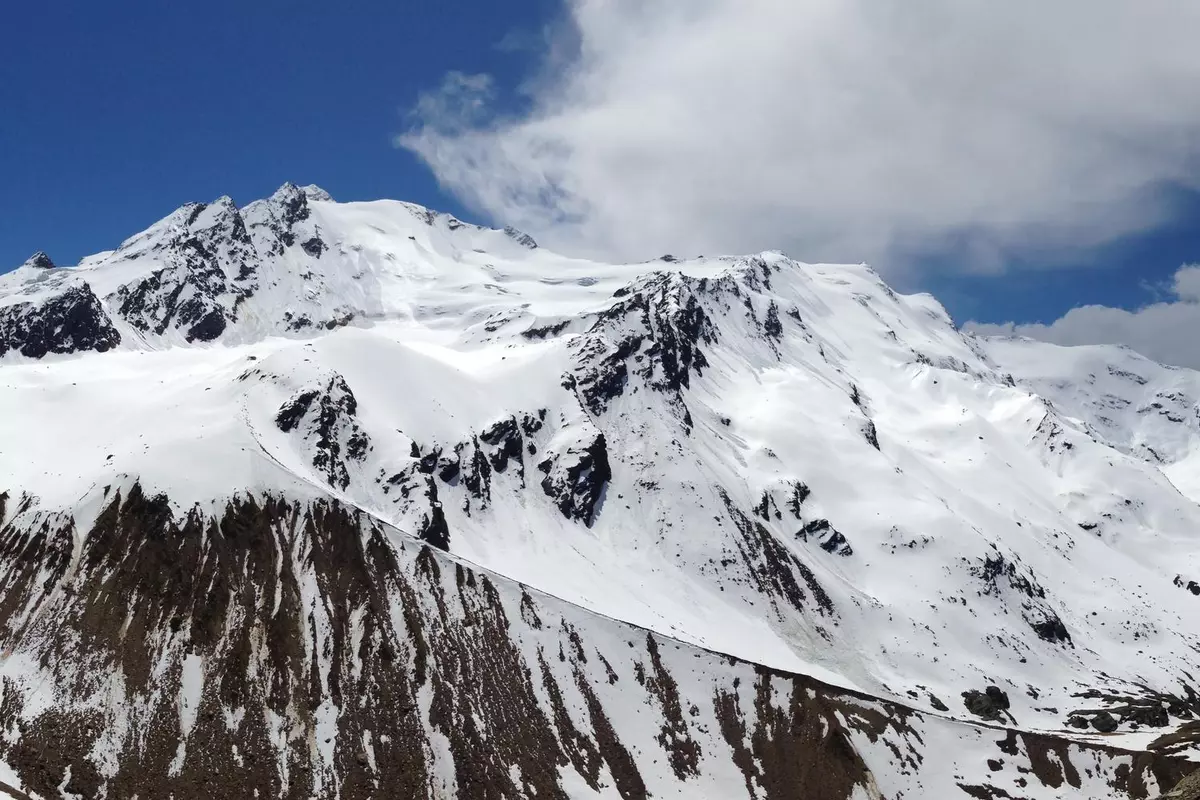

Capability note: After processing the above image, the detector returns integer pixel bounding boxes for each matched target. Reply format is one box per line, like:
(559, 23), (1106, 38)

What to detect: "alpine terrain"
(0, 183), (1198, 799)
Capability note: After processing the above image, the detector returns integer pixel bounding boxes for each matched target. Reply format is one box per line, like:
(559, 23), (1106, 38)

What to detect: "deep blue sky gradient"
(2, 1), (553, 261)
(3, 0), (1197, 325)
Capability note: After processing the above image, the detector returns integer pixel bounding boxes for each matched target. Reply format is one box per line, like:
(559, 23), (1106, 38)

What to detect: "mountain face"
(0, 184), (1197, 799)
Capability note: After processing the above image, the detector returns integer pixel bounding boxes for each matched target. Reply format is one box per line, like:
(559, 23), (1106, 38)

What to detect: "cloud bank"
(399, 0), (1200, 272)
(969, 265), (1200, 368)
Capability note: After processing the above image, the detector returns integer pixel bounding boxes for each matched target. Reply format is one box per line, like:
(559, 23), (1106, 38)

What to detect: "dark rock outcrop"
(1154, 768), (1200, 799)
(721, 491), (834, 617)
(973, 549), (1072, 647)
(504, 226), (538, 249)
(117, 262), (234, 342)
(538, 432), (611, 527)
(570, 273), (716, 418)
(963, 686), (1011, 722)
(0, 284), (121, 359)
(275, 375), (370, 489)
(1174, 575), (1200, 596)
(301, 236), (326, 257)
(797, 518), (852, 556)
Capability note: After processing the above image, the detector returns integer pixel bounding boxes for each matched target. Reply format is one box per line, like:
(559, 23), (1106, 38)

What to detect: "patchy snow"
(0, 759), (25, 794)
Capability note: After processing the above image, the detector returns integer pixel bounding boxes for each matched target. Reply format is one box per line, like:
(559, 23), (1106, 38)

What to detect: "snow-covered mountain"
(0, 183), (1197, 799)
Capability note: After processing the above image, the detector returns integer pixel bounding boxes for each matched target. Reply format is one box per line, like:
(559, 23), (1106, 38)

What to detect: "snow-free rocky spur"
(0, 183), (1198, 799)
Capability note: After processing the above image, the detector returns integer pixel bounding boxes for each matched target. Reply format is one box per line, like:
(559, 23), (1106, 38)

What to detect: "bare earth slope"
(0, 184), (1197, 798)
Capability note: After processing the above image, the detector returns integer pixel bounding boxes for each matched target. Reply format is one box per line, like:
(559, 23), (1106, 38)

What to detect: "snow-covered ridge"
(1, 184), (1199, 797)
(1, 182), (684, 356)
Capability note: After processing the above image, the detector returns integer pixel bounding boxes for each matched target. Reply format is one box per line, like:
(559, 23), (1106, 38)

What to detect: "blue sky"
(1, 0), (554, 266)
(4, 0), (1200, 342)
(924, 190), (1200, 322)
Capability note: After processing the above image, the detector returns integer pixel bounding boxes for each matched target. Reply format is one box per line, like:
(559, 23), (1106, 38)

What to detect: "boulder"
(962, 686), (1011, 722)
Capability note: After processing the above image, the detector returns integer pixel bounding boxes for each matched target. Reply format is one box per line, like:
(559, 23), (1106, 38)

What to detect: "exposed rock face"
(1155, 769), (1200, 799)
(112, 196), (263, 342)
(504, 225), (539, 249)
(973, 549), (1073, 647)
(0, 283), (120, 358)
(22, 251), (55, 270)
(538, 430), (611, 527)
(963, 686), (1012, 722)
(568, 272), (716, 420)
(1174, 575), (1200, 596)
(721, 490), (835, 618)
(380, 451), (452, 551)
(117, 263), (233, 342)
(275, 375), (371, 490)
(0, 184), (361, 360)
(0, 486), (1188, 799)
(797, 518), (853, 556)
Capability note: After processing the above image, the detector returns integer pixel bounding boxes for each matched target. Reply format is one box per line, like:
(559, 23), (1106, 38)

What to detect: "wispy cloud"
(408, 72), (495, 134)
(398, 0), (1200, 274)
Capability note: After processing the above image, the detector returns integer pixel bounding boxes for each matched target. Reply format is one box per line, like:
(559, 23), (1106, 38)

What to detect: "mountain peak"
(271, 182), (333, 204)
(22, 251), (55, 270)
(301, 184), (333, 202)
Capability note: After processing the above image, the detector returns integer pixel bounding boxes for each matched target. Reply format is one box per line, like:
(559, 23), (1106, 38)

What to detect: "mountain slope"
(0, 185), (1197, 798)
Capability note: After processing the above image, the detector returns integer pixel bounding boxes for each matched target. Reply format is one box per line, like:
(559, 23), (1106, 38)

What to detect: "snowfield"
(0, 184), (1196, 798)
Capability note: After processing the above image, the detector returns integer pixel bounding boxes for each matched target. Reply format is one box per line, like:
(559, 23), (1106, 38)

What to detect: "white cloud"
(409, 72), (496, 134)
(1172, 264), (1200, 302)
(969, 265), (1200, 368)
(398, 0), (1200, 273)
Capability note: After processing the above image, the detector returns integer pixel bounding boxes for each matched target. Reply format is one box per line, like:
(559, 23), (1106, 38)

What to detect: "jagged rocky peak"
(264, 182), (310, 227)
(268, 181), (333, 204)
(21, 250), (55, 270)
(190, 193), (238, 220)
(268, 181), (332, 215)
